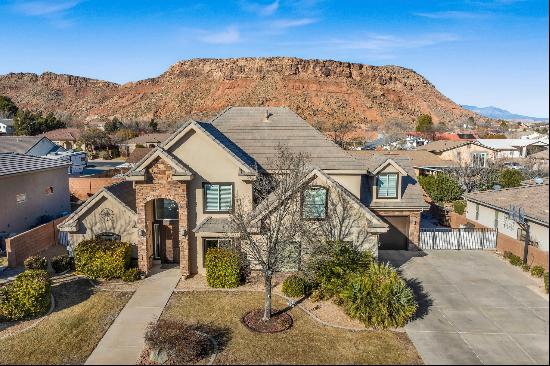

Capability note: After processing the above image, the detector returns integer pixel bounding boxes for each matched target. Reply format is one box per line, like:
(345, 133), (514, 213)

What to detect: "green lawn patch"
(162, 291), (422, 365)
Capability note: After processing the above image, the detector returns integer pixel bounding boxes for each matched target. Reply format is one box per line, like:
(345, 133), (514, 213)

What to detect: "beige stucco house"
(0, 153), (71, 236)
(418, 140), (498, 167)
(59, 107), (428, 276)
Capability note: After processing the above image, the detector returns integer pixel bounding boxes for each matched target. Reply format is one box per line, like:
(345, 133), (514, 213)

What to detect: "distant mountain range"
(462, 105), (548, 123)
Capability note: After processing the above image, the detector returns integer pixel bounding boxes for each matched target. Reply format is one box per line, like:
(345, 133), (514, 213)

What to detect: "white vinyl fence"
(419, 228), (497, 250)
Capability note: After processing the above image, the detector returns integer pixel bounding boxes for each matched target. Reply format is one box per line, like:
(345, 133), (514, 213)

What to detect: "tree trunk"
(263, 273), (273, 321)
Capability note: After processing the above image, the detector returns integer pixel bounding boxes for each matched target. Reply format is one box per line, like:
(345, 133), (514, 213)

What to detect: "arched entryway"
(145, 198), (180, 264)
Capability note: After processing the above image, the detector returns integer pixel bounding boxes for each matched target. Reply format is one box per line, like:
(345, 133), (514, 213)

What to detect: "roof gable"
(127, 146), (193, 181)
(371, 158), (408, 176)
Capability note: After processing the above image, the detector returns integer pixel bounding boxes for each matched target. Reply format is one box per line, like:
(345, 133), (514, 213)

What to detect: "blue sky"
(0, 0), (548, 117)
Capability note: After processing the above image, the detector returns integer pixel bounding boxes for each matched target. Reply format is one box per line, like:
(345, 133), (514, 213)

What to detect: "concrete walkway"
(85, 267), (181, 365)
(380, 250), (549, 365)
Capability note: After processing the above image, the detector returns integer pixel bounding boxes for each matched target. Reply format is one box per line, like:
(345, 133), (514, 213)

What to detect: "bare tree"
(447, 160), (502, 193)
(230, 148), (313, 321)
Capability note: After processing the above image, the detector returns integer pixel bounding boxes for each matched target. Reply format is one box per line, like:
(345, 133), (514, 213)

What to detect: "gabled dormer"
(370, 158), (408, 202)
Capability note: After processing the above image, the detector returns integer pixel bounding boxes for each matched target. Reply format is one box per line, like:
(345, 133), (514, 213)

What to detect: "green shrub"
(122, 268), (141, 282)
(418, 174), (463, 203)
(51, 255), (72, 274)
(74, 239), (131, 280)
(282, 274), (310, 298)
(508, 253), (522, 266)
(24, 256), (47, 271)
(544, 272), (549, 294)
(499, 169), (523, 188)
(521, 264), (531, 272)
(452, 200), (466, 215)
(0, 270), (51, 321)
(311, 243), (374, 302)
(205, 248), (240, 288)
(341, 263), (417, 328)
(531, 265), (545, 278)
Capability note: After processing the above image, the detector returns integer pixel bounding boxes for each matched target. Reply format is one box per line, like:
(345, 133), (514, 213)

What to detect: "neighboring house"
(354, 150), (458, 177)
(0, 118), (15, 135)
(418, 140), (497, 167)
(125, 147), (153, 167)
(0, 153), (71, 235)
(59, 107), (427, 277)
(529, 149), (549, 171)
(119, 133), (171, 156)
(477, 139), (549, 159)
(0, 135), (86, 174)
(463, 181), (549, 266)
(41, 128), (84, 150)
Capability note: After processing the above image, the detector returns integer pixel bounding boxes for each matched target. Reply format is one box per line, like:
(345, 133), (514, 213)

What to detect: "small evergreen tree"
(415, 114), (434, 132)
(499, 169), (523, 188)
(104, 117), (123, 133)
(0, 95), (18, 118)
(149, 118), (158, 132)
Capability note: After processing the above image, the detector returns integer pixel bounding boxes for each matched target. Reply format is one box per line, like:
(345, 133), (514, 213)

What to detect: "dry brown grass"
(0, 277), (131, 365)
(163, 291), (422, 365)
(0, 256), (7, 267)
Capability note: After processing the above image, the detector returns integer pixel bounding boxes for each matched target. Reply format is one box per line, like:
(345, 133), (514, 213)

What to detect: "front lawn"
(162, 291), (422, 365)
(0, 277), (131, 365)
(0, 255), (7, 267)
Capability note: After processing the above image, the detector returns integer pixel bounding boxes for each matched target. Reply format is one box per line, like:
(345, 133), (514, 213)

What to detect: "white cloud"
(414, 11), (485, 19)
(334, 33), (460, 51)
(11, 0), (81, 16)
(198, 26), (241, 44)
(241, 0), (280, 16)
(271, 17), (318, 29)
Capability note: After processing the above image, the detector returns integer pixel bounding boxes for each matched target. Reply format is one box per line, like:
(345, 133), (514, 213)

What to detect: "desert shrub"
(145, 320), (211, 364)
(521, 264), (531, 272)
(508, 253), (522, 266)
(101, 151), (112, 160)
(503, 251), (513, 260)
(418, 174), (463, 203)
(74, 239), (131, 280)
(51, 255), (73, 274)
(453, 200), (466, 215)
(205, 248), (240, 288)
(531, 265), (545, 278)
(544, 272), (549, 293)
(122, 268), (141, 282)
(282, 274), (310, 298)
(0, 270), (51, 321)
(500, 169), (523, 188)
(340, 262), (417, 328)
(311, 242), (374, 302)
(24, 256), (47, 271)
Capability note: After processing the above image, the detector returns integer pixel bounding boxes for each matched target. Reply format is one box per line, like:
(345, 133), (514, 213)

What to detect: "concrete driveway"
(379, 250), (549, 365)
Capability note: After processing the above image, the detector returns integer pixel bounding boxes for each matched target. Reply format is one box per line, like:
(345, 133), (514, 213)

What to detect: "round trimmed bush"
(508, 254), (523, 266)
(24, 256), (48, 271)
(544, 272), (549, 294)
(341, 262), (417, 328)
(205, 248), (240, 288)
(282, 274), (309, 298)
(0, 270), (51, 321)
(51, 255), (73, 274)
(74, 239), (132, 280)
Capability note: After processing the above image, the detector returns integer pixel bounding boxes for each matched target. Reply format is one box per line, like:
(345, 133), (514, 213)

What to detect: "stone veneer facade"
(135, 158), (189, 276)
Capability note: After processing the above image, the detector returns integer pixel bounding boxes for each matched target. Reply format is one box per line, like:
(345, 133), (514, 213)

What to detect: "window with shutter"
(203, 183), (233, 212)
(377, 173), (398, 198)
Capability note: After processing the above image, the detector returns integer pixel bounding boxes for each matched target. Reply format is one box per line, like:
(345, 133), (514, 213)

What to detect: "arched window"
(154, 199), (179, 220)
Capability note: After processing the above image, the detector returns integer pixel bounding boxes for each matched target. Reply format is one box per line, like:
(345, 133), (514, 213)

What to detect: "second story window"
(204, 183), (233, 213)
(377, 173), (398, 198)
(302, 186), (328, 219)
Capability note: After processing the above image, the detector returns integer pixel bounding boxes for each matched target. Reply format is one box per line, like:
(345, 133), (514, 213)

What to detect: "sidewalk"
(85, 267), (181, 365)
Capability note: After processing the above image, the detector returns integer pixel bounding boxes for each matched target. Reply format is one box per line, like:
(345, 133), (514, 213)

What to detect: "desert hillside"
(0, 57), (477, 128)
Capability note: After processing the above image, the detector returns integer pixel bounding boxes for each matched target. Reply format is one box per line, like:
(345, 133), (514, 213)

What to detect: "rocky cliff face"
(0, 57), (475, 128)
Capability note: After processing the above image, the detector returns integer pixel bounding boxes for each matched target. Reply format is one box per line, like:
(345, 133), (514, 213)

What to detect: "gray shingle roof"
(105, 181), (137, 212)
(193, 216), (233, 233)
(122, 133), (171, 145)
(0, 136), (43, 154)
(0, 118), (14, 127)
(0, 152), (70, 177)
(417, 140), (473, 153)
(210, 107), (365, 171)
(465, 182), (549, 225)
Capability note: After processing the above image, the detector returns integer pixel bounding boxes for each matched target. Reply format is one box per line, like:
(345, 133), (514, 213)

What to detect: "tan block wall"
(69, 177), (123, 201)
(6, 216), (67, 267)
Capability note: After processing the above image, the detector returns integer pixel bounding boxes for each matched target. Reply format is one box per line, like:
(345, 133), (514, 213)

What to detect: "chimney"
(263, 109), (271, 122)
